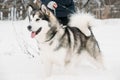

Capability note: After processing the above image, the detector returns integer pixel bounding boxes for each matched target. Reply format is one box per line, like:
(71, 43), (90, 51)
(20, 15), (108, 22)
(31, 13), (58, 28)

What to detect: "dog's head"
(27, 4), (60, 42)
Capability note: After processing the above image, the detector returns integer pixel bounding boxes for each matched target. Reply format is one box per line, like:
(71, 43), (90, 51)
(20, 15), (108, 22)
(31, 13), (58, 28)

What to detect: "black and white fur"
(27, 4), (104, 79)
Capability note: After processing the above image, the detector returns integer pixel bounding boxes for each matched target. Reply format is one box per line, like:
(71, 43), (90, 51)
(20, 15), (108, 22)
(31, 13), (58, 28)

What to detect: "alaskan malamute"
(27, 4), (103, 78)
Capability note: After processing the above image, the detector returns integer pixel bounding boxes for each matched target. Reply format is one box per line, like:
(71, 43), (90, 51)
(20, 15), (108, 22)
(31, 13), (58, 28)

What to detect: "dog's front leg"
(41, 59), (53, 80)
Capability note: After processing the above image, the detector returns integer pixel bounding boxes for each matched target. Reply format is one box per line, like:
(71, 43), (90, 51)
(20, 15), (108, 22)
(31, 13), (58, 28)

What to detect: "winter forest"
(0, 0), (120, 20)
(0, 0), (120, 80)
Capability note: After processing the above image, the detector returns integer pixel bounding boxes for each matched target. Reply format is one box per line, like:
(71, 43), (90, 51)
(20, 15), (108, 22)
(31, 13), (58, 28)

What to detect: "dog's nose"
(27, 25), (32, 31)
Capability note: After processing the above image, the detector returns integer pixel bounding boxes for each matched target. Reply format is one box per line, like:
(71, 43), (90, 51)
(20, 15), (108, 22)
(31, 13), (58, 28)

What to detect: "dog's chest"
(39, 44), (67, 65)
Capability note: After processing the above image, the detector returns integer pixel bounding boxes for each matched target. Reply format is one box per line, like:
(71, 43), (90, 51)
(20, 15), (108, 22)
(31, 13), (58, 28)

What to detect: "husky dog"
(27, 4), (103, 78)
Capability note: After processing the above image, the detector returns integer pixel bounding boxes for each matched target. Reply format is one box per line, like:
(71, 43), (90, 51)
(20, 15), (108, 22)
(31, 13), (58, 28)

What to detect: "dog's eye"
(36, 19), (40, 21)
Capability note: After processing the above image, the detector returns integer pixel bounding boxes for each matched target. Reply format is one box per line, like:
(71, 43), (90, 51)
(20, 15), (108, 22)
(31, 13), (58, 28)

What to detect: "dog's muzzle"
(27, 25), (42, 38)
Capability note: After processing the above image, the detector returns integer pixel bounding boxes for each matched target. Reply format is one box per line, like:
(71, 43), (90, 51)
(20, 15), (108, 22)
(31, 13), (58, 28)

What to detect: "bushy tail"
(68, 12), (95, 37)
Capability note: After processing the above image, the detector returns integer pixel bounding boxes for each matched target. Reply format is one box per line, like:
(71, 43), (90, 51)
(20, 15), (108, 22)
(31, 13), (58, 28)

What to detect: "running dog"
(27, 4), (103, 78)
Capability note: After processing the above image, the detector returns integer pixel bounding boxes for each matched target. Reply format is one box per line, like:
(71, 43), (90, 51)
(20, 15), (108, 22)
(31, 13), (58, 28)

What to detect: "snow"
(0, 18), (120, 80)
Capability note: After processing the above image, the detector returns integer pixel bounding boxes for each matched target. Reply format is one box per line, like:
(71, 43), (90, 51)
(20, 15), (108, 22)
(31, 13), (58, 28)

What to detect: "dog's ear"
(41, 4), (50, 16)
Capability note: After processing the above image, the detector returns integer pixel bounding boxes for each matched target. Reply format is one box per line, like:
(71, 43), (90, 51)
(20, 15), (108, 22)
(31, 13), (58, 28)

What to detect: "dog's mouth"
(31, 27), (42, 38)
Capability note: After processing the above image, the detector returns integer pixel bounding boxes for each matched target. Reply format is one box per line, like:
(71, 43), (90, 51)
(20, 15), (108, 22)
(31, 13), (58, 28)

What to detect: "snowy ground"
(0, 18), (120, 80)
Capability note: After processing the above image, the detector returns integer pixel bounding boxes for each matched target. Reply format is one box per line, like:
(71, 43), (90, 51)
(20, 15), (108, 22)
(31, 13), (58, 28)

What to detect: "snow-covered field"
(0, 18), (120, 80)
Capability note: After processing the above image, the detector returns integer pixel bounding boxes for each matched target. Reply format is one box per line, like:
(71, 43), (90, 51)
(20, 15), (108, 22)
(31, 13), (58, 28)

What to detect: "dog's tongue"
(31, 32), (36, 38)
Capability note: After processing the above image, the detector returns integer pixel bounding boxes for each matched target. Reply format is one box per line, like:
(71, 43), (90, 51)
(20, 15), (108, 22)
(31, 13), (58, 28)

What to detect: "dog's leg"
(85, 51), (104, 70)
(64, 49), (74, 65)
(86, 38), (105, 70)
(41, 58), (53, 80)
(64, 53), (71, 65)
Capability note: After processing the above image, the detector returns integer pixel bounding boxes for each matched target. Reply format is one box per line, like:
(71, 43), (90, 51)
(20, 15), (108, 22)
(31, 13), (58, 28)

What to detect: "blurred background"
(0, 0), (120, 20)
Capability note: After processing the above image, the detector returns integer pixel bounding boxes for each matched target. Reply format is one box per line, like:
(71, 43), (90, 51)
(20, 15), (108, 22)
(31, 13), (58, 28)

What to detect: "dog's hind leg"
(85, 37), (104, 69)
